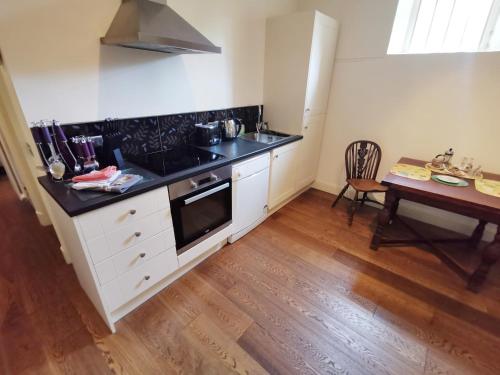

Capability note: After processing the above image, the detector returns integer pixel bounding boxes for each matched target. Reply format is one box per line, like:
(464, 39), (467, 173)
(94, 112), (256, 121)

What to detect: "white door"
(232, 168), (269, 236)
(269, 142), (299, 209)
(304, 15), (338, 117)
(295, 115), (324, 190)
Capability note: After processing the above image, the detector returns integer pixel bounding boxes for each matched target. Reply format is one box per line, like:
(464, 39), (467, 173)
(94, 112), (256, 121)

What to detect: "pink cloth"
(72, 166), (117, 182)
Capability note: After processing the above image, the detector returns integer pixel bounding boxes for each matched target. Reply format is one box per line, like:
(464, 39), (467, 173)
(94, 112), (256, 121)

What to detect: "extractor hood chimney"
(101, 0), (221, 54)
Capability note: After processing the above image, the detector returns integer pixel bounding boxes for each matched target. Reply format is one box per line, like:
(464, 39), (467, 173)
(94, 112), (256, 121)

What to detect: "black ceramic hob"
(128, 145), (225, 176)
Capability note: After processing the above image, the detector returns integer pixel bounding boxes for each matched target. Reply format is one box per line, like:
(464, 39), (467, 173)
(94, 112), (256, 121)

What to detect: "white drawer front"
(105, 209), (172, 256)
(78, 187), (170, 240)
(113, 229), (175, 276)
(101, 248), (179, 311)
(95, 260), (116, 285)
(94, 229), (176, 285)
(232, 153), (270, 180)
(86, 209), (172, 265)
(87, 236), (110, 264)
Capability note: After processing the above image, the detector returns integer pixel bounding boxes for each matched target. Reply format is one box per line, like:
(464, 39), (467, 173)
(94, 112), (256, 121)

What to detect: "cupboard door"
(304, 15), (338, 117)
(269, 142), (299, 209)
(295, 116), (325, 190)
(232, 167), (269, 236)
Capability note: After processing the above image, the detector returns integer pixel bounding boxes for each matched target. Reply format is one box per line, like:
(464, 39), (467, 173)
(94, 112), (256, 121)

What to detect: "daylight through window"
(388, 0), (500, 54)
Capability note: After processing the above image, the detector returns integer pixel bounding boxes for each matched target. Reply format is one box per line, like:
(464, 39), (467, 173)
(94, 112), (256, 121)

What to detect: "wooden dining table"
(370, 157), (500, 292)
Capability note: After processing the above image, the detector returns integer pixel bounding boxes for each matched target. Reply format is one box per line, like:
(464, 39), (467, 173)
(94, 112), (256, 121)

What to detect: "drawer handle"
(144, 275), (150, 281)
(134, 232), (142, 237)
(129, 209), (137, 215)
(139, 252), (146, 258)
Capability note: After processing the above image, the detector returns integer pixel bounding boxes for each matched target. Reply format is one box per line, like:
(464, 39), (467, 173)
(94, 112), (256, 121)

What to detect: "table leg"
(468, 226), (500, 292)
(389, 197), (400, 223)
(470, 220), (487, 249)
(370, 189), (397, 250)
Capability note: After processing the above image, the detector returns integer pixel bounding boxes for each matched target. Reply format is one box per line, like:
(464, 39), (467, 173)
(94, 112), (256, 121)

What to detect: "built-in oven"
(168, 165), (232, 255)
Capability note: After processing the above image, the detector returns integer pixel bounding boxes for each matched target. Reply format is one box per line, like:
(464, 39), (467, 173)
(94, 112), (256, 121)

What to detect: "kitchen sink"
(240, 130), (290, 144)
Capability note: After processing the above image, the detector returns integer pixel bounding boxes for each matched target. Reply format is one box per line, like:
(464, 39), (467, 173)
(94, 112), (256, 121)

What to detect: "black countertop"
(38, 135), (302, 217)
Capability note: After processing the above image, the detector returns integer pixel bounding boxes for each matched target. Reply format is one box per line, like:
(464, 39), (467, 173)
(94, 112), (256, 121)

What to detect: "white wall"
(299, 0), (500, 239)
(0, 0), (299, 124)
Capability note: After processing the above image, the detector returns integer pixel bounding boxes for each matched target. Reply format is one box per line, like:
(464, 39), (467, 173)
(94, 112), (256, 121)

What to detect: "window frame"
(388, 0), (500, 54)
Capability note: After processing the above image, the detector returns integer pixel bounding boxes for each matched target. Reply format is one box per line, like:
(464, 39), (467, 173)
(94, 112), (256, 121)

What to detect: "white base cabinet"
(229, 153), (270, 243)
(101, 247), (178, 312)
(295, 114), (325, 190)
(43, 185), (230, 333)
(269, 142), (300, 210)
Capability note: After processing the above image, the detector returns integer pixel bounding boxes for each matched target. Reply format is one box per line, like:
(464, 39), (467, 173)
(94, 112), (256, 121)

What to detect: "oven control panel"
(168, 165), (232, 200)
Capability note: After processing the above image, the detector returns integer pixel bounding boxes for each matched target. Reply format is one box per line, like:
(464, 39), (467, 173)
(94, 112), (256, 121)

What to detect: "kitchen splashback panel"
(59, 105), (261, 158)
(159, 112), (197, 147)
(120, 116), (162, 156)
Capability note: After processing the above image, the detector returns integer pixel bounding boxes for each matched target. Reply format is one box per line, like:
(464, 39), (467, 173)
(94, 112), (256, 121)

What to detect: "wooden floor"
(1, 175), (500, 375)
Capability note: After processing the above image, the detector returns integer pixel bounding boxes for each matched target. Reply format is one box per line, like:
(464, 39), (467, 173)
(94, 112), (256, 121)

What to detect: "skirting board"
(268, 185), (312, 216)
(312, 179), (496, 242)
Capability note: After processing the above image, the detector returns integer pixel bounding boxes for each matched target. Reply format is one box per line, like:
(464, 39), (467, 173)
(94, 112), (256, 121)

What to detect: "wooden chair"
(331, 140), (388, 225)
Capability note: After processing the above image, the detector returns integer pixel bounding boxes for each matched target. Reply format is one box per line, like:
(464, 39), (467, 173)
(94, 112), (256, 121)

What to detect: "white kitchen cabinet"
(264, 10), (338, 189)
(295, 115), (325, 190)
(229, 153), (270, 243)
(304, 17), (338, 117)
(42, 186), (181, 333)
(269, 142), (300, 210)
(101, 247), (179, 311)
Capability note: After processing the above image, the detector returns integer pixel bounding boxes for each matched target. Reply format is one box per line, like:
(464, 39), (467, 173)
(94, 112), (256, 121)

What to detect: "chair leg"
(332, 184), (349, 208)
(360, 192), (368, 207)
(348, 191), (359, 226)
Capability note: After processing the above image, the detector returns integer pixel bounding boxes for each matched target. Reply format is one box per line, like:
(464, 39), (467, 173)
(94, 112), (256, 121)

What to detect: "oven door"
(170, 178), (232, 255)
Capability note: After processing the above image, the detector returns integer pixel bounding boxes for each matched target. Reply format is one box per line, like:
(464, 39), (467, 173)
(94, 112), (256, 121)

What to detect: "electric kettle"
(221, 115), (243, 140)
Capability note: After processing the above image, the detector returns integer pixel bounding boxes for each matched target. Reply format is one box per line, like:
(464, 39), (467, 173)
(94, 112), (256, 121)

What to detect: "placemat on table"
(475, 179), (500, 198)
(390, 163), (431, 181)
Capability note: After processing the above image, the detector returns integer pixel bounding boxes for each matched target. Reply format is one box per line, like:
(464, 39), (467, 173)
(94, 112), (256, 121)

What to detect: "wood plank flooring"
(1, 175), (500, 374)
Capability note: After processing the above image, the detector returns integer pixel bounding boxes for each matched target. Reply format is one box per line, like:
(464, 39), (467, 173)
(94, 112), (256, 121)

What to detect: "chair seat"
(347, 179), (388, 193)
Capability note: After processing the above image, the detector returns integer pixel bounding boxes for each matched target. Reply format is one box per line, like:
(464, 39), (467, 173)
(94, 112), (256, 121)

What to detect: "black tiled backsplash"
(195, 109), (227, 124)
(60, 105), (261, 158)
(119, 117), (161, 156)
(159, 112), (197, 146)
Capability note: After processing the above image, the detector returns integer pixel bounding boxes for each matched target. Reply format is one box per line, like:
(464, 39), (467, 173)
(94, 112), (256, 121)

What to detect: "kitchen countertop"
(38, 134), (302, 217)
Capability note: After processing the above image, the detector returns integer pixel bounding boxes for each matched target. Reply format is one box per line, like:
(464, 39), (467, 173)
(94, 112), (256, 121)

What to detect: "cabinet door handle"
(129, 209), (137, 215)
(274, 155), (279, 159)
(134, 232), (142, 237)
(144, 275), (150, 281)
(139, 252), (146, 258)
(305, 108), (311, 112)
(304, 125), (309, 130)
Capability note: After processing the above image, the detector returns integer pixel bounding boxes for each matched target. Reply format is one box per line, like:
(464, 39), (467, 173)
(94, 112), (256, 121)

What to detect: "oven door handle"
(184, 182), (230, 205)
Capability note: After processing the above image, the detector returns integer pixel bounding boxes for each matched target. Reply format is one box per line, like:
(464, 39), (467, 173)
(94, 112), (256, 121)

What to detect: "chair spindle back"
(345, 140), (382, 180)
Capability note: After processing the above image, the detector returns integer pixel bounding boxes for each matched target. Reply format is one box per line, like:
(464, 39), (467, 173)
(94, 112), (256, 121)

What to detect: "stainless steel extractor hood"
(101, 0), (221, 54)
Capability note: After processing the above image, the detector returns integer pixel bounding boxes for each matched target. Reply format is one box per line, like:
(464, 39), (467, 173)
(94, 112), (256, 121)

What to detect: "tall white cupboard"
(264, 10), (338, 207)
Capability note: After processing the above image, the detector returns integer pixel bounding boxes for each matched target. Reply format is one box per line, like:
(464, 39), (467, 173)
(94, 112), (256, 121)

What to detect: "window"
(388, 0), (500, 54)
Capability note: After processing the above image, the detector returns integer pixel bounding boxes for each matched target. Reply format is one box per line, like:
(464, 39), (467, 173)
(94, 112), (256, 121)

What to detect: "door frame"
(0, 49), (50, 225)
(0, 119), (25, 198)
